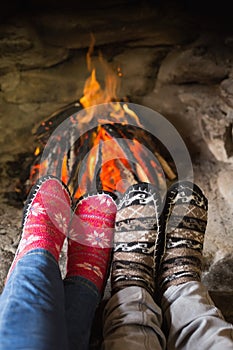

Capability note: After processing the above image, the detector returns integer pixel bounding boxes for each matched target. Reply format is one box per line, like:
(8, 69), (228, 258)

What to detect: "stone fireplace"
(0, 0), (233, 330)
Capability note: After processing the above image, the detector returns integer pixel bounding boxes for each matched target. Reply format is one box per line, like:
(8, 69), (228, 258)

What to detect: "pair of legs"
(0, 250), (99, 349)
(103, 181), (233, 349)
(0, 176), (117, 350)
(0, 177), (232, 349)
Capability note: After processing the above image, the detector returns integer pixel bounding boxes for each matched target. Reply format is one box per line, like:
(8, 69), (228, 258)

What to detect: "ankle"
(66, 192), (117, 294)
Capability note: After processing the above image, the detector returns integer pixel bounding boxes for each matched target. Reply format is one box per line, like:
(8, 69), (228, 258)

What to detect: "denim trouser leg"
(0, 249), (68, 350)
(64, 276), (100, 350)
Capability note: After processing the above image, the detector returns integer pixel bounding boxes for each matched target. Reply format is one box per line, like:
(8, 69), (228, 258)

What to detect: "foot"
(111, 182), (162, 296)
(66, 191), (117, 294)
(158, 181), (208, 296)
(7, 175), (72, 279)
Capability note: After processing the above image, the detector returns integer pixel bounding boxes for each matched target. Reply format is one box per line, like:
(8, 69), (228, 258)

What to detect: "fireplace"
(0, 0), (233, 327)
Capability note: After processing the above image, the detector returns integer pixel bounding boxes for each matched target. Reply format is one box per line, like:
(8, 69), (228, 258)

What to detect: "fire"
(77, 37), (143, 127)
(76, 127), (139, 197)
(80, 69), (105, 108)
(34, 147), (40, 156)
(26, 39), (177, 201)
(80, 34), (118, 109)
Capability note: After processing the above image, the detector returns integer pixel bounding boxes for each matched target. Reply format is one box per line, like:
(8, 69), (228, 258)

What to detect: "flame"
(27, 38), (176, 201)
(80, 34), (118, 109)
(80, 67), (118, 109)
(80, 69), (107, 108)
(74, 41), (168, 198)
(61, 155), (68, 184)
(78, 37), (145, 129)
(29, 159), (48, 185)
(34, 146), (40, 156)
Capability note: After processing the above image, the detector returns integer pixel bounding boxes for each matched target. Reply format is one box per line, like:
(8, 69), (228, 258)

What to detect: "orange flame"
(80, 35), (119, 109)
(80, 69), (107, 108)
(28, 38), (175, 201)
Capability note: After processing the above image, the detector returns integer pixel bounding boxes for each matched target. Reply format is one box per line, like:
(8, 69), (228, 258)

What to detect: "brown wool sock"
(158, 181), (208, 296)
(111, 183), (162, 296)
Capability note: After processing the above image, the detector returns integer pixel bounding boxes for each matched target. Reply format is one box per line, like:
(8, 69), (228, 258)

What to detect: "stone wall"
(0, 0), (233, 322)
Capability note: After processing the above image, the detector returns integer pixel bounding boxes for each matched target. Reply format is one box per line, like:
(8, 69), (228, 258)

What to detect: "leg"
(162, 281), (233, 350)
(102, 286), (166, 350)
(103, 183), (166, 349)
(65, 192), (117, 350)
(0, 176), (72, 350)
(0, 249), (68, 350)
(64, 276), (100, 350)
(158, 180), (233, 350)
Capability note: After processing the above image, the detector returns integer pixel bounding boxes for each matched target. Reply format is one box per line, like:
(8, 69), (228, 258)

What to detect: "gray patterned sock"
(111, 183), (162, 296)
(158, 181), (208, 295)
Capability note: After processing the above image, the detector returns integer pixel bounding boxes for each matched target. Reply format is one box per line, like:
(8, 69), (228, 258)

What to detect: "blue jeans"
(0, 249), (100, 350)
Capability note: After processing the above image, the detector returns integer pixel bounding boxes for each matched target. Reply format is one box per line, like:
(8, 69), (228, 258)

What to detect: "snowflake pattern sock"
(111, 183), (162, 296)
(158, 181), (208, 295)
(7, 176), (72, 279)
(66, 192), (117, 294)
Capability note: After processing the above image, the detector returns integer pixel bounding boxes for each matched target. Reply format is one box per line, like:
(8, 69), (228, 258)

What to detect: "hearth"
(9, 44), (179, 204)
(1, 1), (233, 325)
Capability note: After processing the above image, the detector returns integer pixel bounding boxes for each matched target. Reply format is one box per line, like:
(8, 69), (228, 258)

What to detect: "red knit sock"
(7, 176), (71, 279)
(66, 193), (117, 294)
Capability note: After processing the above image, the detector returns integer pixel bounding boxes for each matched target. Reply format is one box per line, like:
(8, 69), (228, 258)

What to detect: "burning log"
(24, 100), (177, 201)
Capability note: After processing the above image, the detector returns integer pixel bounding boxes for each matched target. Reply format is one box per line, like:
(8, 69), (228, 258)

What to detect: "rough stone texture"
(220, 78), (233, 108)
(218, 170), (233, 207)
(0, 0), (233, 338)
(33, 4), (197, 49)
(114, 47), (168, 97)
(178, 85), (233, 163)
(157, 46), (230, 85)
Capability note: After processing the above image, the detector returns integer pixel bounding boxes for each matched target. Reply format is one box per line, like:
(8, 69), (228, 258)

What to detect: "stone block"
(158, 47), (229, 85)
(0, 22), (69, 72)
(114, 48), (166, 97)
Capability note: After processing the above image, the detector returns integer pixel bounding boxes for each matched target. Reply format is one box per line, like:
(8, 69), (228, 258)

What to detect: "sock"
(7, 176), (72, 279)
(66, 192), (117, 294)
(158, 181), (208, 295)
(111, 183), (161, 296)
